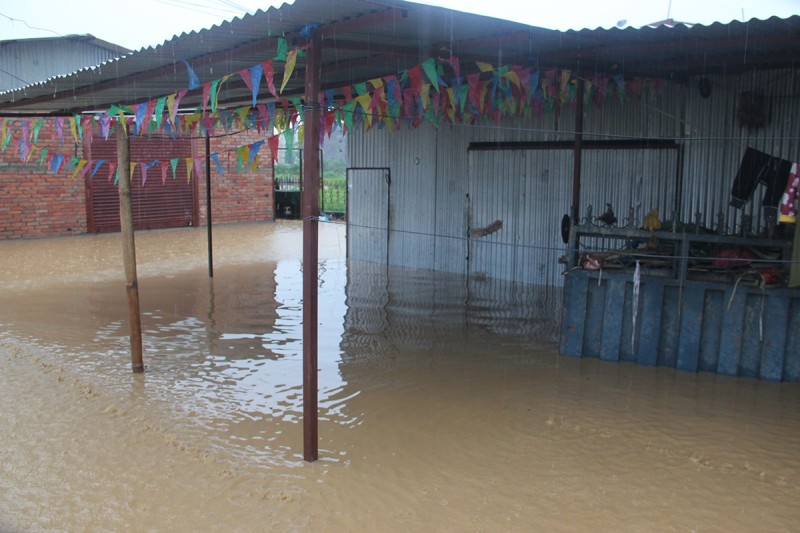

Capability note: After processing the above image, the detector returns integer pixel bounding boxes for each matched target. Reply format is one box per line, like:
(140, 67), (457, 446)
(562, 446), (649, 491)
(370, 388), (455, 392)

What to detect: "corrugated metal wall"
(347, 66), (800, 287)
(346, 167), (389, 262)
(467, 149), (572, 286)
(681, 68), (800, 235)
(561, 269), (800, 381)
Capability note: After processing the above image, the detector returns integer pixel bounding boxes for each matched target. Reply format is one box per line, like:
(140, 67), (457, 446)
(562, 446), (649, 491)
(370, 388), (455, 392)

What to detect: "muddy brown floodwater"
(1, 220), (798, 532)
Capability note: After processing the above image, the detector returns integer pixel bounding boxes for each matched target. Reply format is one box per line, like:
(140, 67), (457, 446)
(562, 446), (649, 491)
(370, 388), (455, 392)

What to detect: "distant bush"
(273, 159), (347, 214)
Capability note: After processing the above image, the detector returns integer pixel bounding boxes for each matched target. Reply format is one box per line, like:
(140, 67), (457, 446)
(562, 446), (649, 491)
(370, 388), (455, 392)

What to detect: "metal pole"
(206, 132), (214, 278)
(302, 32), (322, 462)
(570, 78), (585, 267)
(571, 78), (585, 223)
(115, 120), (144, 373)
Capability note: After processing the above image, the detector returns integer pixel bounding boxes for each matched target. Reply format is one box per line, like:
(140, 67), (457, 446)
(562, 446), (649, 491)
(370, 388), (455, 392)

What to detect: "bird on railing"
(598, 203), (617, 226)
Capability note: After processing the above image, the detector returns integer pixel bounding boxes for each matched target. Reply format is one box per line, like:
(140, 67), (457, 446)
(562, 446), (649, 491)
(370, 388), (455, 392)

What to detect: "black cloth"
(730, 147), (793, 209)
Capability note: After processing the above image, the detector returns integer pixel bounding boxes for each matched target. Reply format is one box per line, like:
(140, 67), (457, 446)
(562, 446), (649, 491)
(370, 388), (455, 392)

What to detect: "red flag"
(262, 60), (278, 98)
(407, 65), (423, 94)
(267, 135), (280, 163)
(467, 72), (481, 110)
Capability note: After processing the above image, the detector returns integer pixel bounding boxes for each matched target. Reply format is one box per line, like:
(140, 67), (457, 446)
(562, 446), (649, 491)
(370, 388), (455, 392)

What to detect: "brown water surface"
(1, 221), (798, 532)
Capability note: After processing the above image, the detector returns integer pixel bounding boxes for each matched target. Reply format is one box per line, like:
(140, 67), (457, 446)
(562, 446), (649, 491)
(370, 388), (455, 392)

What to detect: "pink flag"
(201, 82), (211, 116)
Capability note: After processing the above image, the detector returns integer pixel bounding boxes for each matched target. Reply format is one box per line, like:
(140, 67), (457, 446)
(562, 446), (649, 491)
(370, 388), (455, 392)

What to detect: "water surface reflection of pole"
(115, 120), (144, 373)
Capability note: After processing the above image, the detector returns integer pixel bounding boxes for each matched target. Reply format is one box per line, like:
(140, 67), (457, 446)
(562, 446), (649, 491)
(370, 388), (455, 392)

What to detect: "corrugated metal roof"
(0, 34), (130, 55)
(0, 34), (131, 92)
(0, 0), (798, 115)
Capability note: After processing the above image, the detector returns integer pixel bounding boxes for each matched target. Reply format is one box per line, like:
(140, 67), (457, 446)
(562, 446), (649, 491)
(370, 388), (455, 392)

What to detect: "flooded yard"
(1, 220), (798, 532)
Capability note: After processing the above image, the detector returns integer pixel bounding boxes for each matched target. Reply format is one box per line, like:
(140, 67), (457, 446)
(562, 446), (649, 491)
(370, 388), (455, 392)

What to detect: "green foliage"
(321, 173), (345, 213)
(273, 160), (347, 214)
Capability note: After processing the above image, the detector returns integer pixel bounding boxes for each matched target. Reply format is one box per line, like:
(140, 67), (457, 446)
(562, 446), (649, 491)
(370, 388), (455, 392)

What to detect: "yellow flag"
(476, 62), (494, 73)
(69, 117), (79, 142)
(280, 49), (298, 94)
(503, 71), (521, 88)
(166, 93), (176, 122)
(420, 84), (431, 110)
(71, 159), (88, 180)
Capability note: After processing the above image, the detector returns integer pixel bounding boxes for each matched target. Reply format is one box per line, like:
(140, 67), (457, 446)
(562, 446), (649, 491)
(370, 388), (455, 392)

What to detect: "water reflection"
(1, 223), (798, 531)
(114, 257), (560, 464)
(0, 240), (562, 467)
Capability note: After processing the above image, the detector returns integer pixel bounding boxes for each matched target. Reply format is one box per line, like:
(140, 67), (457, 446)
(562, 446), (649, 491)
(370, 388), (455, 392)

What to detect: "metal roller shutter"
(85, 136), (197, 233)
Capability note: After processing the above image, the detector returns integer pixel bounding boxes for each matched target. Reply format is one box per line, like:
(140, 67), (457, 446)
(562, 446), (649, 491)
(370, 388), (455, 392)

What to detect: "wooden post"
(115, 120), (144, 373)
(206, 132), (214, 278)
(302, 33), (321, 462)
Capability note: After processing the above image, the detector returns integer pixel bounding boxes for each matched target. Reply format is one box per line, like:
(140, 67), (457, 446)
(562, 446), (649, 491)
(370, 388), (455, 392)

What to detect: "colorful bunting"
(3, 42), (668, 188)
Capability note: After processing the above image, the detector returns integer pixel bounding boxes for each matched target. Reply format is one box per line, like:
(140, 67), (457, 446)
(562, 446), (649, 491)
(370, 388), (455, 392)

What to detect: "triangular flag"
(170, 158), (179, 179)
(280, 49), (298, 94)
(31, 120), (43, 143)
(236, 145), (249, 173)
(267, 135), (279, 163)
(248, 64), (263, 107)
(248, 140), (264, 168)
(262, 60), (278, 98)
(194, 157), (203, 181)
(91, 159), (106, 177)
(449, 55), (461, 79)
(201, 82), (211, 115)
(50, 154), (65, 173)
(154, 97), (167, 128)
(69, 116), (79, 142)
(275, 38), (288, 61)
(182, 60), (200, 90)
(421, 58), (440, 92)
(407, 66), (423, 94)
(71, 159), (88, 180)
(211, 153), (224, 177)
(143, 160), (158, 186)
(55, 117), (64, 141)
(133, 104), (146, 135)
(142, 99), (157, 132)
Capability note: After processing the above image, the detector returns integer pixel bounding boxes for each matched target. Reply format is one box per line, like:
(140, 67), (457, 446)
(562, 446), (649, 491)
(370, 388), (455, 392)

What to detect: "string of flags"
(1, 36), (667, 186)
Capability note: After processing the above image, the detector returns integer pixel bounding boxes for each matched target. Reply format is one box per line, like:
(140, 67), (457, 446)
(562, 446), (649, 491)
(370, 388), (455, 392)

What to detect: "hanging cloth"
(729, 147), (792, 209)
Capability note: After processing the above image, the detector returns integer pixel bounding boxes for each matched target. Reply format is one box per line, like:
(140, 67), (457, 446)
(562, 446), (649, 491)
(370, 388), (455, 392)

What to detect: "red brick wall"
(1, 119), (275, 240)
(0, 119), (87, 239)
(197, 131), (275, 226)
